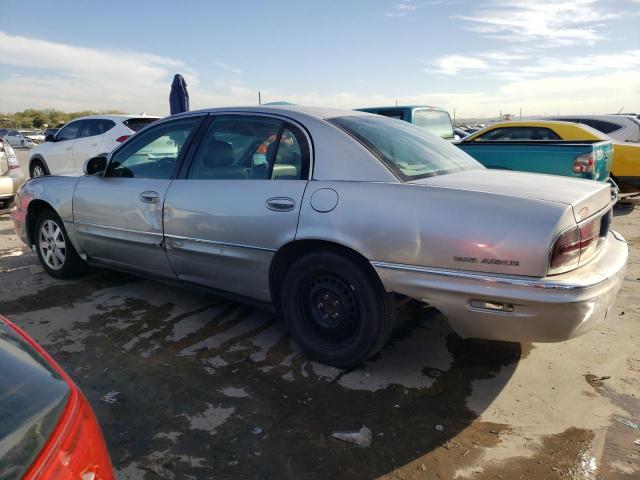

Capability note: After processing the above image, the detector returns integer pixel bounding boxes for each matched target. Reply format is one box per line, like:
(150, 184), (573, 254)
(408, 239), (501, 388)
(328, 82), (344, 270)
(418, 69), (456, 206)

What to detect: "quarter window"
(271, 126), (309, 180)
(106, 117), (201, 179)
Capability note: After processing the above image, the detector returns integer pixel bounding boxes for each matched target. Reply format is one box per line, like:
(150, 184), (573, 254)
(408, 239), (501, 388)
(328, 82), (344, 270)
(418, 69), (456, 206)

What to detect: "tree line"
(0, 109), (125, 130)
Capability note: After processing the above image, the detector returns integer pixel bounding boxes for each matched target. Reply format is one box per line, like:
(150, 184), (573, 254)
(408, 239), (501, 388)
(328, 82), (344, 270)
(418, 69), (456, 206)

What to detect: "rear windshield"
(329, 115), (483, 181)
(413, 109), (455, 140)
(124, 117), (158, 132)
(0, 321), (69, 479)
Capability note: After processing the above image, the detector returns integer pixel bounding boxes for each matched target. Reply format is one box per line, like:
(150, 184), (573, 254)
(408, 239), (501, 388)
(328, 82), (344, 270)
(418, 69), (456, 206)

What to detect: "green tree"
(32, 116), (45, 129)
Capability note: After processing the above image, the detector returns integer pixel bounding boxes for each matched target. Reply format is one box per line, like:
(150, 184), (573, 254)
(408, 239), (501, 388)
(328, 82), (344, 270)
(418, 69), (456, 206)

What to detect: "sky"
(0, 0), (639, 118)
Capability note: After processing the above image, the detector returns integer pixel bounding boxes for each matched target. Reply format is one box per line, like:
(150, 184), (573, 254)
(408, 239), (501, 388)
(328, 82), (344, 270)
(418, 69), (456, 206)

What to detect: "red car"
(0, 315), (114, 479)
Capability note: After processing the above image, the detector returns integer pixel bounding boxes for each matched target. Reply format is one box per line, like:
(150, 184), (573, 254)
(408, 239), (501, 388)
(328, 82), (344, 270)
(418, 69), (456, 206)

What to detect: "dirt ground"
(0, 160), (638, 479)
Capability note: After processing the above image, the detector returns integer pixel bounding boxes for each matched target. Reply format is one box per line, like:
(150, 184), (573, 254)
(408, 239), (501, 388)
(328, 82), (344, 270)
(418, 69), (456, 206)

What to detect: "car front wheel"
(35, 210), (86, 278)
(281, 251), (395, 368)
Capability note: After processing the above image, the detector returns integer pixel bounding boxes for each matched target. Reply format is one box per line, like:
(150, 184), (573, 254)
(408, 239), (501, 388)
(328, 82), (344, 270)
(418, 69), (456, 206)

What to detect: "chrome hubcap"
(39, 220), (66, 270)
(32, 165), (44, 177)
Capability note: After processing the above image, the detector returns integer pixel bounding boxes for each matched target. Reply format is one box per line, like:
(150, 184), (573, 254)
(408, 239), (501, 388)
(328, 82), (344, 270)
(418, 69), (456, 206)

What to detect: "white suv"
(29, 115), (159, 177)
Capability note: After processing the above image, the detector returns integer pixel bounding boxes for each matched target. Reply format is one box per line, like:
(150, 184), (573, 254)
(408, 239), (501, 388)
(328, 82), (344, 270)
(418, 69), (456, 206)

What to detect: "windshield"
(413, 109), (454, 140)
(329, 115), (483, 181)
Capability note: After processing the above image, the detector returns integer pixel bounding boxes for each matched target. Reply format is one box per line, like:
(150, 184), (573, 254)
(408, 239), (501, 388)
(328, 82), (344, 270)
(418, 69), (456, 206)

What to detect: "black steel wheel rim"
(301, 274), (361, 345)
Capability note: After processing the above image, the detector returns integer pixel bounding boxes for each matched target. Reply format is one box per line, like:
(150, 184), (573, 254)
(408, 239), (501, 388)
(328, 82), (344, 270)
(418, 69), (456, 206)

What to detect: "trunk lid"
(412, 169), (612, 222)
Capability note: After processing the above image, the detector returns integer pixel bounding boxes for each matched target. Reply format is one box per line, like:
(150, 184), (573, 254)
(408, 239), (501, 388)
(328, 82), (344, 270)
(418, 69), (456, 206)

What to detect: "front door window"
(106, 117), (201, 179)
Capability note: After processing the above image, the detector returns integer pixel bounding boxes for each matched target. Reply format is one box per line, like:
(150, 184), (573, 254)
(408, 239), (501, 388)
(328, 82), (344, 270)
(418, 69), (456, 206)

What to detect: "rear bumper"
(372, 230), (628, 343)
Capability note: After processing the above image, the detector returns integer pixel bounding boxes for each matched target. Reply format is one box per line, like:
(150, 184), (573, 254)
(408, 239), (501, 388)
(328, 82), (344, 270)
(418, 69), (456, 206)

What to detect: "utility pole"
(519, 108), (522, 120)
(453, 107), (456, 125)
(395, 99), (398, 106)
(258, 91), (262, 105)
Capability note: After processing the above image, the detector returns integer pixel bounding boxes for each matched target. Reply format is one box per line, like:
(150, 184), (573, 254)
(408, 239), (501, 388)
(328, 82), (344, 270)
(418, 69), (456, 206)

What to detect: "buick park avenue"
(11, 106), (628, 367)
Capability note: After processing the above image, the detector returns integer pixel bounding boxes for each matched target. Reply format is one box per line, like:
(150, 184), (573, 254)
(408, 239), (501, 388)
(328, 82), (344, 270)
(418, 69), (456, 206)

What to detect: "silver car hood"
(410, 169), (612, 221)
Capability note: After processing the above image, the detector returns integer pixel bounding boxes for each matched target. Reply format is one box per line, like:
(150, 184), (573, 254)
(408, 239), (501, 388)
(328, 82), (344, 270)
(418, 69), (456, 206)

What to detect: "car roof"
(357, 105), (448, 112)
(67, 114), (161, 122)
(181, 105), (373, 121)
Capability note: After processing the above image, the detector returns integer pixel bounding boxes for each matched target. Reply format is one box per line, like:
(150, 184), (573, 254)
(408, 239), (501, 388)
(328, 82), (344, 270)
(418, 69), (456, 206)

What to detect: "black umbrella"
(169, 74), (190, 115)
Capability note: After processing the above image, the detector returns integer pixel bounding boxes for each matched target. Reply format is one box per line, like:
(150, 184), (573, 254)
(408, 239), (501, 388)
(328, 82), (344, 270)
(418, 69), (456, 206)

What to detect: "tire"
(34, 209), (86, 278)
(281, 251), (395, 368)
(30, 159), (48, 178)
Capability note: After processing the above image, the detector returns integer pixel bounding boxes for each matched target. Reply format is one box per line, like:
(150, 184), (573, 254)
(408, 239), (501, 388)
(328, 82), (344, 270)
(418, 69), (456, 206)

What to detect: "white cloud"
(0, 30), (203, 114)
(0, 30), (638, 119)
(456, 0), (620, 46)
(216, 61), (243, 76)
(428, 55), (490, 75)
(427, 49), (640, 81)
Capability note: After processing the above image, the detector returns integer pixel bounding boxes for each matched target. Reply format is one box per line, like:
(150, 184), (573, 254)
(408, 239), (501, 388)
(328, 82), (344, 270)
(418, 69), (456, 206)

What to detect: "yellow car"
(464, 120), (640, 191)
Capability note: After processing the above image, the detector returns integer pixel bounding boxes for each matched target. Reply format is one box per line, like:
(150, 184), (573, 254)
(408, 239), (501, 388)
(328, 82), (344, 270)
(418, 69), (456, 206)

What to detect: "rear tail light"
(7, 152), (20, 169)
(24, 392), (114, 480)
(549, 213), (606, 274)
(573, 152), (595, 173)
(115, 135), (130, 143)
(1, 138), (20, 169)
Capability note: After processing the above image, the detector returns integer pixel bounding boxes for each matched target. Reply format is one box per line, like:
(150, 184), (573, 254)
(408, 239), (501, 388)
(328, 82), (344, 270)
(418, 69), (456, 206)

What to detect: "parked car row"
(0, 129), (37, 148)
(460, 120), (640, 191)
(11, 106), (627, 369)
(29, 115), (159, 177)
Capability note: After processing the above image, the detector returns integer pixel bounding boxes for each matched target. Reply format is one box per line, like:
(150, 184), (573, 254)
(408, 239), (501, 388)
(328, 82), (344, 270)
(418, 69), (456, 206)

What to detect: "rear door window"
(188, 115), (283, 180)
(79, 119), (105, 138)
(101, 119), (116, 133)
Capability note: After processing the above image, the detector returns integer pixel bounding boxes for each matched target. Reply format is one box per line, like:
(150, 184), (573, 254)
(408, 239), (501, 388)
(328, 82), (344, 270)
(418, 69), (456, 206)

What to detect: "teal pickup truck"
(356, 106), (456, 141)
(457, 121), (614, 182)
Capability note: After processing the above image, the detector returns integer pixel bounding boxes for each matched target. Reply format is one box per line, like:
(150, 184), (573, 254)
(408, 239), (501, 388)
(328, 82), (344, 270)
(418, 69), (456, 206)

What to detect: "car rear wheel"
(281, 251), (395, 368)
(30, 160), (47, 178)
(35, 210), (86, 278)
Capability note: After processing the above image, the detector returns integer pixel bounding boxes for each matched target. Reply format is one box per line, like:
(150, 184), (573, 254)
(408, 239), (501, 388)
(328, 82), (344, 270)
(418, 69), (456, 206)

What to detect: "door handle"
(139, 191), (160, 203)
(266, 197), (295, 212)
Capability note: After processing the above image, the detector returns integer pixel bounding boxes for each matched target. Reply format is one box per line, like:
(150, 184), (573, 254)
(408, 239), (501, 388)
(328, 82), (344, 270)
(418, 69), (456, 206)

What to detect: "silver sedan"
(10, 106), (628, 367)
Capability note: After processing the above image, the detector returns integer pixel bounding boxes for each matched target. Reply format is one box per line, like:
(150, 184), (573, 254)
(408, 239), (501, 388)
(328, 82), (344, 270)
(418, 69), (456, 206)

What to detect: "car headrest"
(204, 140), (235, 167)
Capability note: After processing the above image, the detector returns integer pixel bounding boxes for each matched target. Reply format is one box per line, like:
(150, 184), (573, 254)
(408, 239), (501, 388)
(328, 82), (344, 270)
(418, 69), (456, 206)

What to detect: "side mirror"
(45, 134), (56, 142)
(84, 155), (108, 176)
